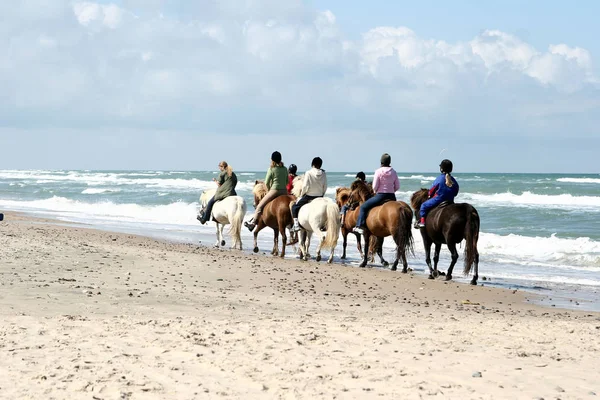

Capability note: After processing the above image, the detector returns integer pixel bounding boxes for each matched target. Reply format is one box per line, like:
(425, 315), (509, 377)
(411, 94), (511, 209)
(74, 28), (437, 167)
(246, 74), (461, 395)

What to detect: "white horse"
(292, 176), (341, 263)
(198, 189), (247, 249)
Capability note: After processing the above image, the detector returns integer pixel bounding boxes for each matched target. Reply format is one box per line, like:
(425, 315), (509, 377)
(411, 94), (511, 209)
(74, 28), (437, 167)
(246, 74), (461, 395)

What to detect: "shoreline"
(4, 208), (599, 313)
(1, 211), (600, 398)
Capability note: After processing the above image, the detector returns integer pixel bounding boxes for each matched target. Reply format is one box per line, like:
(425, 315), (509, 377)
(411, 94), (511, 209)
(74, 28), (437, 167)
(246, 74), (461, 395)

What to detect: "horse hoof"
(359, 263), (366, 268)
(316, 255), (321, 262)
(340, 255), (346, 260)
(253, 247), (259, 253)
(470, 279), (477, 286)
(428, 274), (435, 279)
(382, 261), (389, 268)
(390, 265), (397, 271)
(221, 240), (225, 246)
(445, 275), (453, 281)
(402, 268), (408, 273)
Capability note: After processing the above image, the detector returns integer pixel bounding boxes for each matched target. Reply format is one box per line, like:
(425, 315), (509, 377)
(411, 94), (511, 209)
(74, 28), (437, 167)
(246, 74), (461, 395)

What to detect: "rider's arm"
(322, 172), (327, 196)
(372, 169), (380, 193)
(393, 172), (400, 193)
(300, 172), (309, 197)
(265, 168), (273, 190)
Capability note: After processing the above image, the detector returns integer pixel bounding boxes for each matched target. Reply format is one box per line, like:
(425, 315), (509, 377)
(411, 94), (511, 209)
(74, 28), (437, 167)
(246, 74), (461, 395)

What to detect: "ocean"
(1, 169), (599, 311)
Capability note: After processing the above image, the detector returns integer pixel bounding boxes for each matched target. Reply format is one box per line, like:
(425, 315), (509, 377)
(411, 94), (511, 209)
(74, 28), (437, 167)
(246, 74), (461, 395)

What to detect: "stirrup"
(244, 221), (256, 231)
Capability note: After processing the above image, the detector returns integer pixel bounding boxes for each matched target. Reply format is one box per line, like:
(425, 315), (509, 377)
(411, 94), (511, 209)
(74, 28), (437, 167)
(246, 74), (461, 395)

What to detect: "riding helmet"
(440, 159), (453, 173)
(271, 151), (282, 164)
(288, 164), (297, 175)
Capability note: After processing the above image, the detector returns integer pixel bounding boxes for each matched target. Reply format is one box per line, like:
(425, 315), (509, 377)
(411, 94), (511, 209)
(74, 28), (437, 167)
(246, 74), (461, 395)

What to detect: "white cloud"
(0, 0), (598, 145)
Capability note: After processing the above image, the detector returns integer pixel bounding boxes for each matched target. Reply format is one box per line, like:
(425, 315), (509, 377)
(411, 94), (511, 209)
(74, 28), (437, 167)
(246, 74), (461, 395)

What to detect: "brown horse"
(336, 186), (382, 262)
(251, 181), (296, 258)
(410, 189), (480, 284)
(343, 181), (414, 270)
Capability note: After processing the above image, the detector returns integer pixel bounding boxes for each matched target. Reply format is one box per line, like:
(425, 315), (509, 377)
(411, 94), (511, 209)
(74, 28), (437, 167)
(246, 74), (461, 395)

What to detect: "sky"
(0, 0), (599, 173)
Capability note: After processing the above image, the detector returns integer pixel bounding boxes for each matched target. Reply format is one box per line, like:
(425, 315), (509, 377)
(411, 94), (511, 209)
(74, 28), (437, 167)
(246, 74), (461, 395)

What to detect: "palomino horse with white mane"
(198, 189), (247, 249)
(250, 181), (296, 257)
(291, 176), (341, 263)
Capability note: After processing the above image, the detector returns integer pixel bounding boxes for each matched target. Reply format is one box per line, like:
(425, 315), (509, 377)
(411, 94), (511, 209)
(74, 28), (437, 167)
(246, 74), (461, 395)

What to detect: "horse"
(291, 176), (340, 263)
(410, 189), (480, 285)
(250, 181), (296, 258)
(336, 186), (382, 262)
(198, 189), (247, 250)
(344, 180), (414, 270)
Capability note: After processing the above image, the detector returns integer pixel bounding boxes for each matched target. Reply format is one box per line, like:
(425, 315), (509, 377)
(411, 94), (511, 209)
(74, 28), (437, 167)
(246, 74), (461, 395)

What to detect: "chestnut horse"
(336, 186), (382, 262)
(344, 180), (414, 270)
(410, 189), (480, 284)
(250, 181), (296, 258)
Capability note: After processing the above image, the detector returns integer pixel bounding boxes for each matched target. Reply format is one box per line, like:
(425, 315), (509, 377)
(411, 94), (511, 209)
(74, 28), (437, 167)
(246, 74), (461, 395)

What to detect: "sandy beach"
(1, 211), (599, 399)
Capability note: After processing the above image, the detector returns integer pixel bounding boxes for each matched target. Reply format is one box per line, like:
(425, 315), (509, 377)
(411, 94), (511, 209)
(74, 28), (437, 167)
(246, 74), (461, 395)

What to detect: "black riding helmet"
(271, 151), (282, 164)
(440, 159), (453, 173)
(288, 164), (297, 175)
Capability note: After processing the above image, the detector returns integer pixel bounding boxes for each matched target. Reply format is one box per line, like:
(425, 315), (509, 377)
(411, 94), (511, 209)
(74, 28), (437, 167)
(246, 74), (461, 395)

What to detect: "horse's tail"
(322, 201), (341, 251)
(463, 206), (480, 276)
(396, 204), (414, 258)
(230, 197), (246, 245)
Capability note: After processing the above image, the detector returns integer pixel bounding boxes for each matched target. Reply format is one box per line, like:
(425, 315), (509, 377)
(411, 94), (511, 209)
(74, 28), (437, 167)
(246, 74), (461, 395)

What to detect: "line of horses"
(198, 178), (480, 285)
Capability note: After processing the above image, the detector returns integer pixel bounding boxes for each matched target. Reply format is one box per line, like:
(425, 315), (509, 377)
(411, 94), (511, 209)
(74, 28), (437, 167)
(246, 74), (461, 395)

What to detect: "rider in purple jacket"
(416, 159), (459, 228)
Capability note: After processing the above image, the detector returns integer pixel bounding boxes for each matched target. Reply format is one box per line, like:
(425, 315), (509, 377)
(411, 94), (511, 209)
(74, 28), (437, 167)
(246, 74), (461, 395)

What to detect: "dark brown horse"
(410, 189), (480, 284)
(343, 181), (414, 270)
(336, 186), (382, 262)
(251, 181), (296, 258)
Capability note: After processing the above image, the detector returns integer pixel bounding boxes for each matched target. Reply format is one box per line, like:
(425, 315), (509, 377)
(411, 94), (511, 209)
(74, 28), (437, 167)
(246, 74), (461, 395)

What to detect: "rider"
(291, 157), (327, 232)
(340, 171), (366, 225)
(287, 164), (298, 194)
(198, 161), (238, 225)
(244, 151), (288, 231)
(416, 159), (459, 229)
(352, 153), (399, 235)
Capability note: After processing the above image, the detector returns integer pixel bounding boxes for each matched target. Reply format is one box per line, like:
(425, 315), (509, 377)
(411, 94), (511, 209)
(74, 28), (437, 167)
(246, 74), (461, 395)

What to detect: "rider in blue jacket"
(416, 159), (459, 228)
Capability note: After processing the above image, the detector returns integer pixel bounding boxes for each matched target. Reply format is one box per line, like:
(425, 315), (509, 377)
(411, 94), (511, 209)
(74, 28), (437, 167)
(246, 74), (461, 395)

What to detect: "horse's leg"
(444, 242), (459, 281)
(355, 233), (364, 259)
(423, 237), (435, 279)
(316, 231), (324, 262)
(219, 224), (226, 247)
(272, 227), (279, 256)
(299, 230), (308, 260)
(279, 222), (288, 258)
(253, 222), (266, 253)
(471, 251), (480, 285)
(375, 237), (388, 268)
(359, 232), (370, 268)
(341, 228), (349, 259)
(432, 243), (442, 278)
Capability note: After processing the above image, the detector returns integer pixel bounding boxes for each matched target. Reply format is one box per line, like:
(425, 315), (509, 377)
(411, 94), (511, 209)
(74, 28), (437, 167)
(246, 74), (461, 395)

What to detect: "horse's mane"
(199, 188), (217, 206)
(335, 187), (351, 207)
(410, 188), (429, 211)
(291, 174), (304, 198)
(349, 180), (374, 203)
(253, 180), (268, 200)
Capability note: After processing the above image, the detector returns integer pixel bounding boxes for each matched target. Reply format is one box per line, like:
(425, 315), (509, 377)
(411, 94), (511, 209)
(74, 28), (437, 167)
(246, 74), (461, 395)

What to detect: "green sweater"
(214, 171), (238, 201)
(265, 166), (288, 191)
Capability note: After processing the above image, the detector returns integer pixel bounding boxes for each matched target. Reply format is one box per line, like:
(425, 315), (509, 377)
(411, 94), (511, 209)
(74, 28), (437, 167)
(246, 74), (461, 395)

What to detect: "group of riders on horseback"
(197, 151), (479, 284)
(198, 150), (460, 234)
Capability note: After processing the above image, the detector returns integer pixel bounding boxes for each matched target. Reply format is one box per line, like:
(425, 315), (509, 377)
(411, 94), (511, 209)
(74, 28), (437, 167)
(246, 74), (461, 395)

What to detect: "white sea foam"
(82, 188), (121, 194)
(557, 177), (600, 184)
(463, 191), (600, 210)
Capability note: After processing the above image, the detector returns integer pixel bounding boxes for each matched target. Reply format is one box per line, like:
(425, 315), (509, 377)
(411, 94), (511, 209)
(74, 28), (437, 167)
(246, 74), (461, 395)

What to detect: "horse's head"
(410, 189), (429, 212)
(348, 180), (373, 205)
(252, 180), (268, 207)
(291, 174), (304, 198)
(335, 187), (351, 208)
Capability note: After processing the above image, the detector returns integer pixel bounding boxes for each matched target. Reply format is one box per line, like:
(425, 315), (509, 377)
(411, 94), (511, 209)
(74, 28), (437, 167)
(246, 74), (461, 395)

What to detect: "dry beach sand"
(1, 211), (599, 399)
